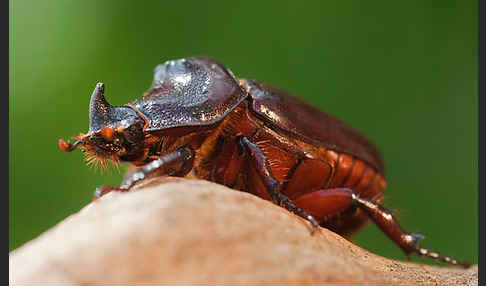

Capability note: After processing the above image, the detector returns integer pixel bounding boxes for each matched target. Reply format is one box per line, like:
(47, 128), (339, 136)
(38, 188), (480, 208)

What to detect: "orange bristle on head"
(83, 148), (120, 174)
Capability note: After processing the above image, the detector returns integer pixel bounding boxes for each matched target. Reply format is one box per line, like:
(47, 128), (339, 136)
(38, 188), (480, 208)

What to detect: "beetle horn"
(88, 82), (144, 133)
(89, 82), (112, 132)
(90, 82), (111, 110)
(89, 82), (125, 133)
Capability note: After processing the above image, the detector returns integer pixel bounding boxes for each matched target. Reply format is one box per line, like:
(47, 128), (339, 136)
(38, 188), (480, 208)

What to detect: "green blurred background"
(10, 0), (477, 265)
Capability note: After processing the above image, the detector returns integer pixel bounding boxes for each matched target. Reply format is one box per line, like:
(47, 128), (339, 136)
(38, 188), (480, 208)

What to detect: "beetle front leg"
(238, 136), (320, 233)
(293, 188), (470, 268)
(92, 147), (194, 200)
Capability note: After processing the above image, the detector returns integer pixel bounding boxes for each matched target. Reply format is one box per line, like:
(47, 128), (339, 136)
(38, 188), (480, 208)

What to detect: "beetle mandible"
(59, 57), (470, 268)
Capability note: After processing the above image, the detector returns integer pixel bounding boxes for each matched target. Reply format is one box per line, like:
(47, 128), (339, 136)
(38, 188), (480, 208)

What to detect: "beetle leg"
(353, 193), (470, 267)
(238, 136), (320, 234)
(92, 147), (194, 200)
(294, 188), (470, 268)
(120, 147), (194, 189)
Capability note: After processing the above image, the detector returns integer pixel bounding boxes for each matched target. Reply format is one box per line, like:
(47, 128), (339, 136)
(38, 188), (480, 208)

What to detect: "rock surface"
(9, 178), (478, 286)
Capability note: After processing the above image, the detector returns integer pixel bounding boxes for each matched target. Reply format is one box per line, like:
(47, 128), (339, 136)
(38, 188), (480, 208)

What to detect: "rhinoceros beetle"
(59, 57), (470, 268)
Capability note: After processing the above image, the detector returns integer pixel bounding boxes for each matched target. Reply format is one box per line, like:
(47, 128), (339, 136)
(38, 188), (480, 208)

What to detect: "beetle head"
(59, 83), (147, 169)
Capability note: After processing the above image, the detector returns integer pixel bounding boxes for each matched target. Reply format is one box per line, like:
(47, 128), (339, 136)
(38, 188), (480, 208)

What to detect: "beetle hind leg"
(294, 187), (470, 268)
(352, 193), (470, 267)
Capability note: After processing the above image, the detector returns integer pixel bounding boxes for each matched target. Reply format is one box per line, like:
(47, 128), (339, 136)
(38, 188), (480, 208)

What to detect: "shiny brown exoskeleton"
(59, 57), (470, 267)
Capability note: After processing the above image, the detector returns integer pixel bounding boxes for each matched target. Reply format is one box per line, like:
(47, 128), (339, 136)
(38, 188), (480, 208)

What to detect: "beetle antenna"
(58, 139), (83, 152)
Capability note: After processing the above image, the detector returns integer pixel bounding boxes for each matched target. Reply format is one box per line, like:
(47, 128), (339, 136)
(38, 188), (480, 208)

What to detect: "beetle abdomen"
(242, 136), (386, 237)
(282, 148), (386, 236)
(324, 150), (386, 201)
(256, 128), (386, 236)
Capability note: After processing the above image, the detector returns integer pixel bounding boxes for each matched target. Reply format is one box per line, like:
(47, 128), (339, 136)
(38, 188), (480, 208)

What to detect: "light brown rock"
(9, 177), (478, 286)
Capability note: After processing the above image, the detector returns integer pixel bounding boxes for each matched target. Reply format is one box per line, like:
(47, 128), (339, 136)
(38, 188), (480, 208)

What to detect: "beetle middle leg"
(238, 136), (321, 233)
(293, 188), (470, 268)
(93, 147), (194, 200)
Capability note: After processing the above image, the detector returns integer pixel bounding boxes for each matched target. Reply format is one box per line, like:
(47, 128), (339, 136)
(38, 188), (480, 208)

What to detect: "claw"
(92, 185), (117, 201)
(410, 233), (425, 246)
(308, 215), (320, 235)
